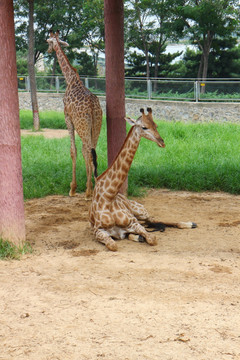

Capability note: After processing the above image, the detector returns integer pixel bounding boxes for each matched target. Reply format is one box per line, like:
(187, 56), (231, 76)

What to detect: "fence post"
(195, 81), (199, 102)
(147, 79), (152, 100)
(85, 77), (89, 89)
(26, 76), (30, 92)
(56, 76), (60, 93)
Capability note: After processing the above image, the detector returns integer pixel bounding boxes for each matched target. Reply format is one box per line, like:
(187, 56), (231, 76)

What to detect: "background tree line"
(14, 0), (240, 80)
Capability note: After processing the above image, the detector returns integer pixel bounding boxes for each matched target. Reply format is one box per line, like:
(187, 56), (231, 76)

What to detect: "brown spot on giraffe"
(47, 30), (102, 200)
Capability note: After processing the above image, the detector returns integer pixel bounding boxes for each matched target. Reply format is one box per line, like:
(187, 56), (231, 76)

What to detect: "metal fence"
(18, 76), (240, 102)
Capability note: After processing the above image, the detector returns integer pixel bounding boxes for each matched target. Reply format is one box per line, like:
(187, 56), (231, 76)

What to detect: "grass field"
(20, 110), (240, 199)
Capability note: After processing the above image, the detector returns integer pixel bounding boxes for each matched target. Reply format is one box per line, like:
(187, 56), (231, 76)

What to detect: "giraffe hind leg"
(145, 220), (197, 230)
(65, 114), (77, 197)
(145, 222), (166, 232)
(128, 199), (197, 231)
(82, 143), (93, 200)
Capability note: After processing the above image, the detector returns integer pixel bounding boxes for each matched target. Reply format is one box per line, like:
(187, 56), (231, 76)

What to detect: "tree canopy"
(13, 0), (240, 79)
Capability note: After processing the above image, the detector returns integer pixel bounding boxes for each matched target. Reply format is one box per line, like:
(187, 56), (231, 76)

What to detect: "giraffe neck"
(54, 41), (79, 85)
(98, 126), (141, 199)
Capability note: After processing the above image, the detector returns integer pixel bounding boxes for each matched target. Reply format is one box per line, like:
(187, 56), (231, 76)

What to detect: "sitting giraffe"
(47, 30), (102, 199)
(89, 108), (197, 251)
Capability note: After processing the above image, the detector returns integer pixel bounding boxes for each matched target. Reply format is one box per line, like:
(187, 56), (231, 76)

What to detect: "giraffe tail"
(91, 148), (98, 178)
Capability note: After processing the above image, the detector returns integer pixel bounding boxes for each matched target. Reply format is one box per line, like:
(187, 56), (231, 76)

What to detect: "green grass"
(131, 121), (240, 194)
(20, 110), (240, 199)
(20, 110), (66, 129)
(0, 239), (32, 260)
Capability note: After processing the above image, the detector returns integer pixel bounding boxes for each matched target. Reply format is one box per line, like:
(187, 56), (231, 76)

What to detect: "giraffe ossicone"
(89, 108), (197, 251)
(47, 30), (102, 200)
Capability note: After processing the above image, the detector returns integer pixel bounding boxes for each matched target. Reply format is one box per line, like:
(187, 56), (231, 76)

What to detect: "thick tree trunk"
(28, 0), (40, 131)
(202, 50), (210, 82)
(197, 52), (204, 79)
(0, 0), (26, 246)
(104, 0), (127, 192)
(199, 32), (213, 94)
(200, 48), (211, 94)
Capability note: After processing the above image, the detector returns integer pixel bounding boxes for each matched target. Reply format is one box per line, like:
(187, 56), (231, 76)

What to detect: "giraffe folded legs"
(127, 222), (157, 246)
(94, 229), (118, 251)
(129, 199), (197, 230)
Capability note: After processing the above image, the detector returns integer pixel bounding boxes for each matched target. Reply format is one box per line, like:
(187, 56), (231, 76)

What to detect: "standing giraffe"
(89, 108), (197, 251)
(47, 30), (102, 199)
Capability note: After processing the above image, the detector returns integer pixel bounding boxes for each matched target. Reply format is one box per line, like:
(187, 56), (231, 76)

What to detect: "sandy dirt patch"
(21, 128), (69, 138)
(0, 189), (240, 360)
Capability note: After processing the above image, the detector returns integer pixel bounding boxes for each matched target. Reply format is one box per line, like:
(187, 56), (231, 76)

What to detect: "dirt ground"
(0, 129), (240, 360)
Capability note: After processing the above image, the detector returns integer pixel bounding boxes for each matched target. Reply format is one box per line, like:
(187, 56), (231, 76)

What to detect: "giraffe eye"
(142, 126), (148, 130)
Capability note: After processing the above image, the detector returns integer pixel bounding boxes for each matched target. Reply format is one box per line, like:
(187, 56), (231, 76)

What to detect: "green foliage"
(0, 239), (32, 260)
(180, 0), (240, 79)
(16, 51), (28, 75)
(74, 52), (97, 76)
(20, 111), (240, 198)
(14, 0), (104, 75)
(124, 0), (183, 77)
(125, 49), (182, 78)
(13, 0), (240, 79)
(174, 40), (240, 79)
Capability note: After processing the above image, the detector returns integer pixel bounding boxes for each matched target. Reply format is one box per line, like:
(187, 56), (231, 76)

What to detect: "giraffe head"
(47, 30), (69, 53)
(125, 108), (165, 148)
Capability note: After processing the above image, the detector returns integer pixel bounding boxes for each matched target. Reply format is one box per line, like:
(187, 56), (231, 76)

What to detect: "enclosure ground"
(0, 189), (240, 360)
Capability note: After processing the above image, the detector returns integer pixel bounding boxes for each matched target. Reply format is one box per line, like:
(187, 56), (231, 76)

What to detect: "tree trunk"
(145, 49), (150, 79)
(50, 54), (57, 89)
(202, 49), (210, 82)
(137, 7), (150, 79)
(197, 52), (204, 79)
(28, 0), (40, 131)
(153, 40), (162, 92)
(198, 32), (213, 94)
(0, 0), (26, 246)
(104, 0), (127, 193)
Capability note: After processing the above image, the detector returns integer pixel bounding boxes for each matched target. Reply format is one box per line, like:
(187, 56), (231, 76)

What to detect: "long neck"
(54, 41), (78, 85)
(98, 126), (141, 199)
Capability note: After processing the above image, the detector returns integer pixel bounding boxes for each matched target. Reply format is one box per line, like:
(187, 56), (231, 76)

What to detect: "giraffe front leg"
(95, 229), (118, 252)
(82, 144), (93, 200)
(69, 144), (77, 197)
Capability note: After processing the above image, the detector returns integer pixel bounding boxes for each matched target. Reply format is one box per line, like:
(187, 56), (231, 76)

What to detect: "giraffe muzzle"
(157, 139), (165, 148)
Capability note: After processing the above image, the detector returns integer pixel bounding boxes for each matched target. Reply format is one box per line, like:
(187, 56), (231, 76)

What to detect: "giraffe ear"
(125, 116), (136, 127)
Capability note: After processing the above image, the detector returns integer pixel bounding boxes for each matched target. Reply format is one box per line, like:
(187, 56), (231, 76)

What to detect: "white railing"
(18, 76), (240, 102)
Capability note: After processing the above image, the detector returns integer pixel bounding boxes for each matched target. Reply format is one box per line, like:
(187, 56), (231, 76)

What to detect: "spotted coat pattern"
(89, 108), (197, 251)
(47, 32), (102, 199)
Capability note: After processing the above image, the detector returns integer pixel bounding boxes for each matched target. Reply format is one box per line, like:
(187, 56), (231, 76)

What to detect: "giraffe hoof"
(106, 240), (118, 252)
(138, 235), (146, 243)
(146, 235), (157, 246)
(192, 222), (197, 228)
(85, 194), (92, 201)
(69, 189), (76, 197)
